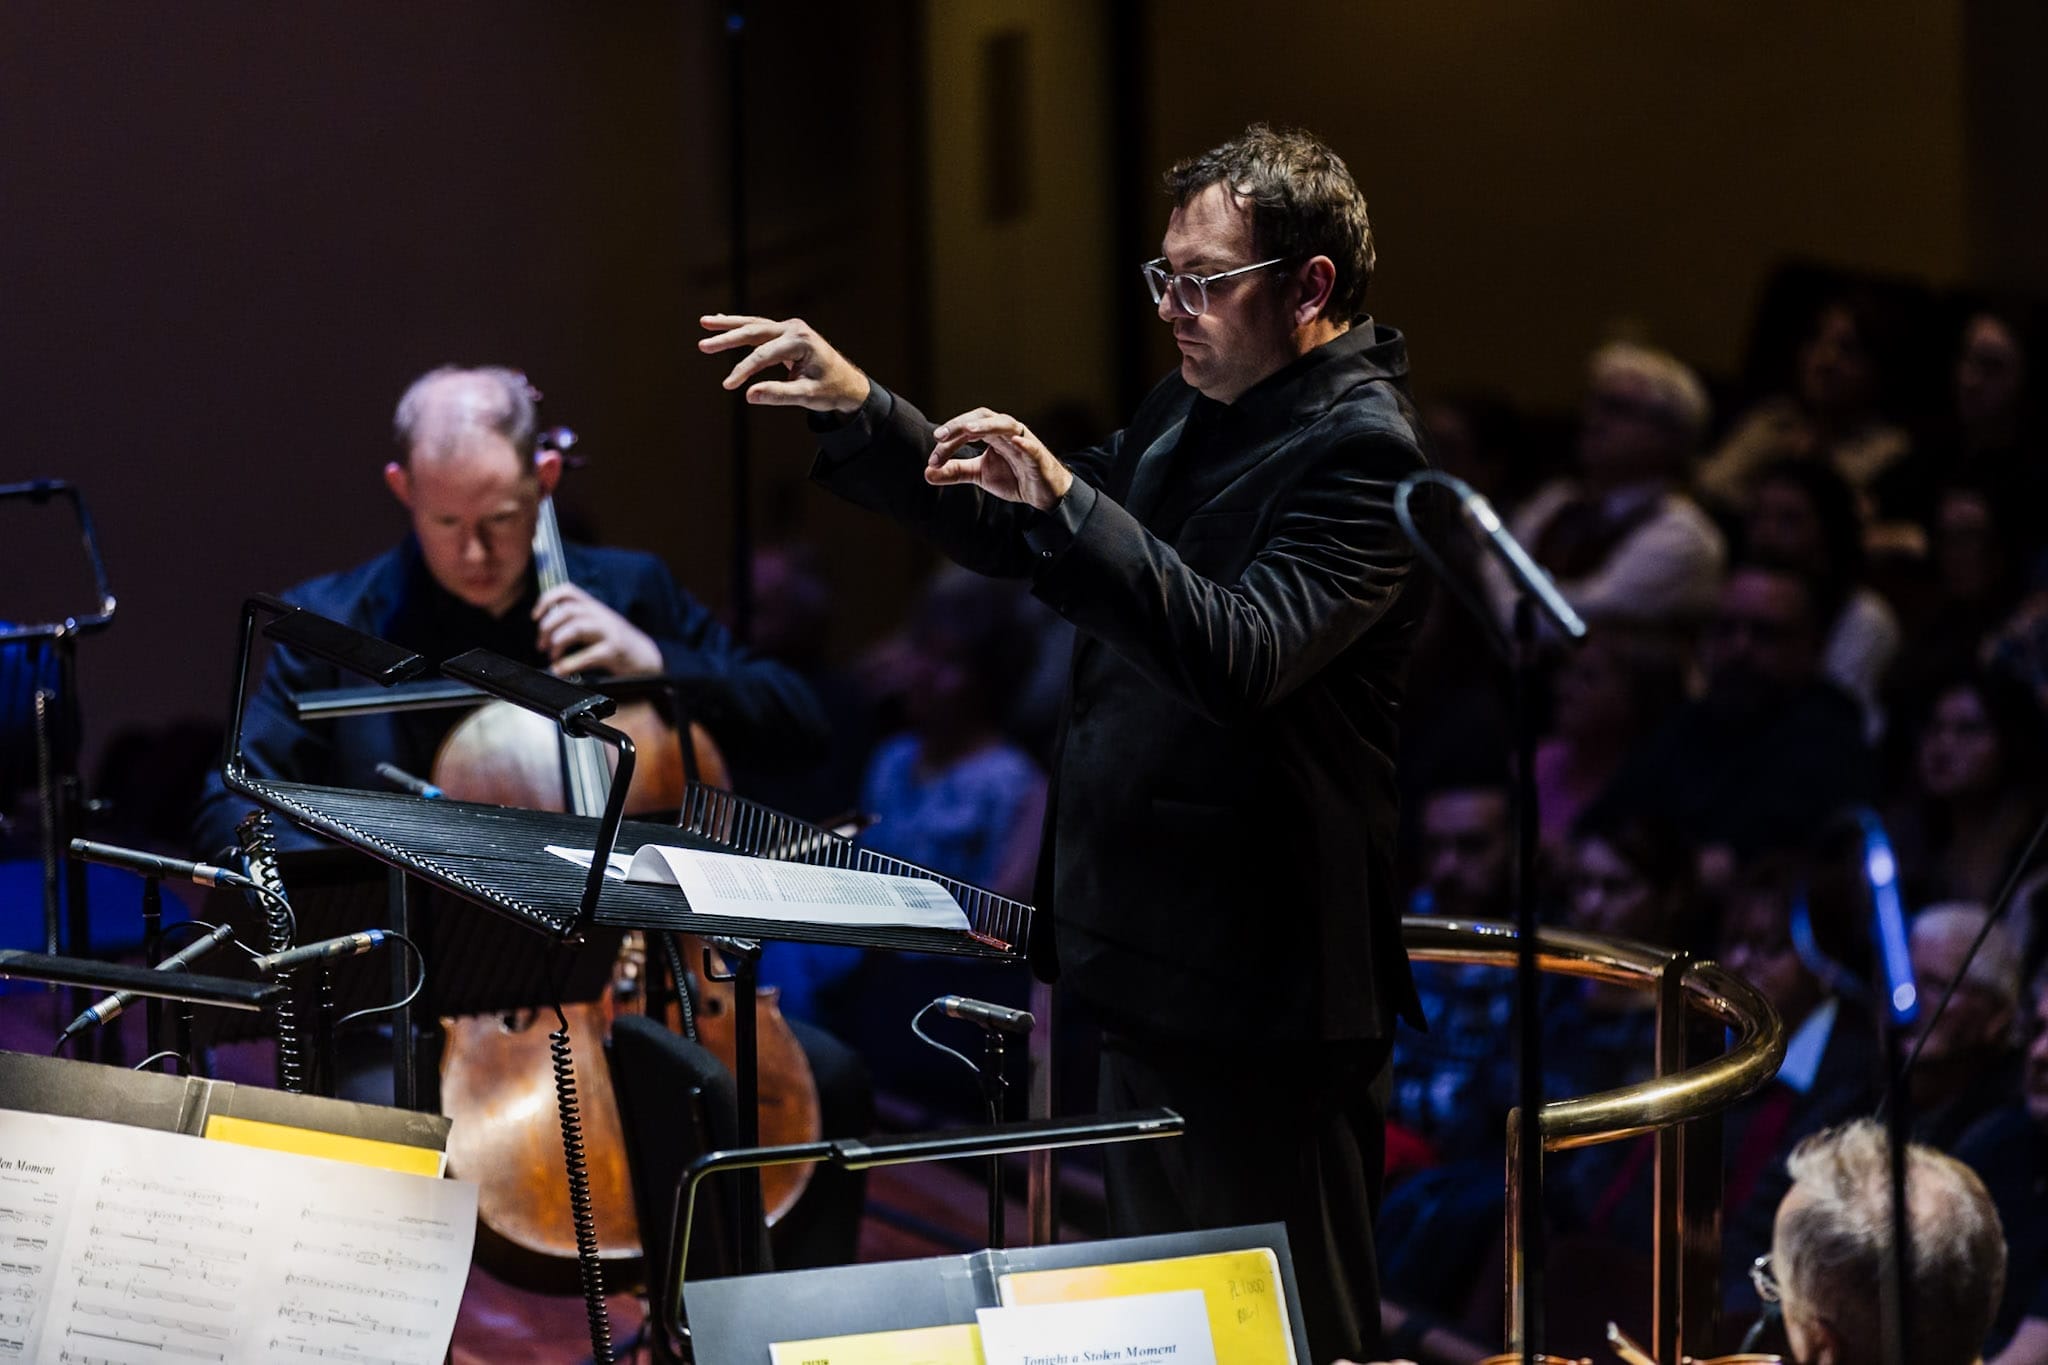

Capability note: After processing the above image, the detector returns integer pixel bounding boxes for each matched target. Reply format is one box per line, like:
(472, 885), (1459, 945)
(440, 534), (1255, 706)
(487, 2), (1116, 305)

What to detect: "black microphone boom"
(60, 921), (239, 1039)
(938, 994), (1035, 1036)
(69, 838), (255, 890)
(248, 930), (387, 977)
(1398, 469), (1588, 643)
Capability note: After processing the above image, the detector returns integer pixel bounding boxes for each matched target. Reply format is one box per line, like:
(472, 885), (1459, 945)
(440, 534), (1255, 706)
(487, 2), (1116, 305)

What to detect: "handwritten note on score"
(0, 1108), (475, 1364)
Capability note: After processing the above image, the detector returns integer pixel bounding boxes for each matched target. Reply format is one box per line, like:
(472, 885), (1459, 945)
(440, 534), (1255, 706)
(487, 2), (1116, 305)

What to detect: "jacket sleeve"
(1030, 424), (1425, 726)
(628, 557), (830, 768)
(809, 383), (1127, 581)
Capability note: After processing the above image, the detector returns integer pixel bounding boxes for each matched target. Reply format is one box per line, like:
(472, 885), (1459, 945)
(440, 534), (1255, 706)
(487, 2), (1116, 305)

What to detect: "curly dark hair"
(1163, 123), (1375, 324)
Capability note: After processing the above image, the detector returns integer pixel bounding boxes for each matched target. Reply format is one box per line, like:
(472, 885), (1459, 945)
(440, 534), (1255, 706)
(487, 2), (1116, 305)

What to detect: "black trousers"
(1097, 1030), (1393, 1365)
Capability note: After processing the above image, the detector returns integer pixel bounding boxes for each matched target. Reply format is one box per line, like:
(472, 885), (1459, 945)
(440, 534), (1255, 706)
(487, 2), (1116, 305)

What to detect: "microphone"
(70, 837), (257, 890)
(248, 930), (388, 977)
(375, 762), (443, 800)
(936, 994), (1035, 1036)
(59, 922), (239, 1039)
(1423, 472), (1589, 642)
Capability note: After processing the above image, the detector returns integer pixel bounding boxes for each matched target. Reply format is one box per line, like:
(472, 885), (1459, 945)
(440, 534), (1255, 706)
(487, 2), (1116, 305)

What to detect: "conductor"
(701, 124), (1428, 1362)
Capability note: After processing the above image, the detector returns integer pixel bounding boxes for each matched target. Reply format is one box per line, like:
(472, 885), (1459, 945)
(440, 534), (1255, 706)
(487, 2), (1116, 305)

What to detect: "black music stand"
(0, 481), (117, 1058)
(218, 600), (1036, 1365)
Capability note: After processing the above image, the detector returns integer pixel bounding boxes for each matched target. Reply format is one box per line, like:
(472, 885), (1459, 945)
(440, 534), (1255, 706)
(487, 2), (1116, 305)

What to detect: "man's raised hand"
(699, 314), (870, 413)
(928, 409), (1073, 512)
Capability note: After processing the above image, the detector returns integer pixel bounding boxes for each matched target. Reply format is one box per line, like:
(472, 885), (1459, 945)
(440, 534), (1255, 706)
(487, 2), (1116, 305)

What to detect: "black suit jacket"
(191, 537), (827, 857)
(814, 323), (1428, 1042)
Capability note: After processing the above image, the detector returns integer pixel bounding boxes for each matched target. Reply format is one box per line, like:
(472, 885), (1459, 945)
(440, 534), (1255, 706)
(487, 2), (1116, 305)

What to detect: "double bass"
(431, 449), (820, 1284)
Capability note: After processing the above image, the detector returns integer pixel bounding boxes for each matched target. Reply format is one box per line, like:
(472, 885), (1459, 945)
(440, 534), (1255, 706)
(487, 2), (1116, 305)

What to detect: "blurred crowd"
(1383, 267), (2048, 1361)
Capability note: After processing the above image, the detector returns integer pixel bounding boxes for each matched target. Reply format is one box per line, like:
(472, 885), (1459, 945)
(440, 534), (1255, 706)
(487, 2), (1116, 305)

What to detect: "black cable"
(547, 948), (612, 1365)
(238, 811), (308, 1094)
(131, 1049), (186, 1073)
(908, 1000), (981, 1081)
(330, 930), (425, 1030)
(661, 931), (696, 1041)
(1898, 801), (2048, 1079)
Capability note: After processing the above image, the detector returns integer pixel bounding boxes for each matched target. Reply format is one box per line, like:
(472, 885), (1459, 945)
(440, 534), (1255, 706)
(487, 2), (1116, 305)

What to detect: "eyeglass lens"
(1143, 264), (1207, 316)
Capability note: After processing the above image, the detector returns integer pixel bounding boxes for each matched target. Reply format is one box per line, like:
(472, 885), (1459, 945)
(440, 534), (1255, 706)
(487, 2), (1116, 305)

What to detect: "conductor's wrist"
(829, 371), (872, 415)
(1034, 462), (1074, 511)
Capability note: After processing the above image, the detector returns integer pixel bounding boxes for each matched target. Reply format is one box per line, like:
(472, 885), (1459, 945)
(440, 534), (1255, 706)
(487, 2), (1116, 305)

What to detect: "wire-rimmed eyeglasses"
(1750, 1253), (1782, 1304)
(1141, 256), (1289, 316)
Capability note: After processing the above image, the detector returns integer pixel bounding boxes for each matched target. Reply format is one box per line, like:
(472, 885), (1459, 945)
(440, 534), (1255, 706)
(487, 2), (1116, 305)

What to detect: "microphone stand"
(3, 483), (117, 1060)
(142, 875), (163, 1067)
(1394, 470), (1586, 1363)
(1509, 593), (1546, 1359)
(978, 1025), (1012, 1250)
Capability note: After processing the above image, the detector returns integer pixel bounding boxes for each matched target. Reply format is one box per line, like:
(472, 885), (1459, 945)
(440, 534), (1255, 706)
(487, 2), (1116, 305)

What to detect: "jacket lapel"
(1121, 413), (1189, 525)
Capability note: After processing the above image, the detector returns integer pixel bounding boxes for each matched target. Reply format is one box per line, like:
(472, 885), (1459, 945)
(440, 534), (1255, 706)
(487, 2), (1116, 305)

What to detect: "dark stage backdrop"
(0, 1), (926, 776)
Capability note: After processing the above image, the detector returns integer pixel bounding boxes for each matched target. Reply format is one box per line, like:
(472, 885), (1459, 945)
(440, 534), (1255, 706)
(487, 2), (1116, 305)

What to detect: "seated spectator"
(1746, 457), (1903, 739)
(766, 573), (1047, 1030)
(1421, 390), (1533, 512)
(1907, 904), (2024, 1151)
(1699, 293), (1915, 517)
(1480, 341), (1724, 632)
(1591, 561), (1873, 893)
(727, 542), (878, 822)
(1952, 305), (2041, 465)
(1763, 1119), (2007, 1365)
(1533, 625), (1688, 859)
(1379, 814), (1678, 1352)
(1885, 480), (2032, 726)
(1888, 670), (2048, 949)
(857, 572), (1046, 900)
(1565, 809), (1698, 954)
(1954, 964), (2048, 1365)
(1718, 854), (1880, 1316)
(1390, 768), (1516, 1167)
(1884, 301), (2048, 554)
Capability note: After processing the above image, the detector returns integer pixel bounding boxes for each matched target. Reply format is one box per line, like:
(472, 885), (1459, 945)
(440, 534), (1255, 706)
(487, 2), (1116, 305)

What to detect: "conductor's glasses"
(1142, 256), (1289, 316)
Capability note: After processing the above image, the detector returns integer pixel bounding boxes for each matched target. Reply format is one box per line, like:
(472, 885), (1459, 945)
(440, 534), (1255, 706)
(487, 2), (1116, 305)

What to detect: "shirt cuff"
(1023, 476), (1096, 564)
(809, 381), (893, 468)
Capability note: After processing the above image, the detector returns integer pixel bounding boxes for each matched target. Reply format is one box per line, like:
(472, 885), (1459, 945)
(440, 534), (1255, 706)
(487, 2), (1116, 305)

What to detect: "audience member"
(1480, 341), (1724, 631)
(1379, 813), (1679, 1353)
(1533, 625), (1688, 858)
(1718, 854), (1880, 1315)
(772, 573), (1048, 1033)
(1885, 481), (2033, 725)
(1389, 769), (1516, 1166)
(1954, 965), (2048, 1365)
(1591, 561), (1873, 891)
(857, 572), (1046, 900)
(1889, 670), (2048, 949)
(1886, 302), (2048, 553)
(1764, 1119), (2006, 1365)
(1907, 905), (2024, 1151)
(728, 542), (878, 822)
(1699, 294), (1914, 516)
(1746, 457), (1902, 738)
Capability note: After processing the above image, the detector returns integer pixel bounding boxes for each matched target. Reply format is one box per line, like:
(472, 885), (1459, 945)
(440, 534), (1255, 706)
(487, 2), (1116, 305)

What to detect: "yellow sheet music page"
(997, 1248), (1295, 1365)
(202, 1113), (446, 1177)
(768, 1322), (982, 1365)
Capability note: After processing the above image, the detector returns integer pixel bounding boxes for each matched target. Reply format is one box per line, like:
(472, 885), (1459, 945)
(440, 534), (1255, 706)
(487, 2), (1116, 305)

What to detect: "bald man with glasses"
(702, 123), (1428, 1363)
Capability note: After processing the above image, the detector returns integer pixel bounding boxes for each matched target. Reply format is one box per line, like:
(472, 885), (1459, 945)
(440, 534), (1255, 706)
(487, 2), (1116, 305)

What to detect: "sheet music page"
(544, 843), (972, 931)
(0, 1108), (475, 1365)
